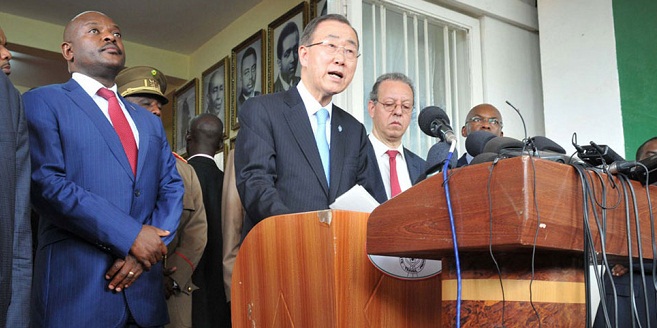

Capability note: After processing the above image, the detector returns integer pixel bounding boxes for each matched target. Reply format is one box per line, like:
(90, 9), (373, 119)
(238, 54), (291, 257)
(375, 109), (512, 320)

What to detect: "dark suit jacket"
(235, 86), (378, 236)
(457, 153), (469, 168)
(273, 75), (300, 93)
(366, 141), (425, 204)
(24, 78), (183, 327)
(187, 156), (230, 327)
(0, 73), (32, 328)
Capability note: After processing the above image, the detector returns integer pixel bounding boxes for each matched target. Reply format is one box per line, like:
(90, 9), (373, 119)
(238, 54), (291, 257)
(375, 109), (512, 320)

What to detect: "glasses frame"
(305, 40), (361, 60)
(467, 116), (503, 127)
(374, 99), (414, 114)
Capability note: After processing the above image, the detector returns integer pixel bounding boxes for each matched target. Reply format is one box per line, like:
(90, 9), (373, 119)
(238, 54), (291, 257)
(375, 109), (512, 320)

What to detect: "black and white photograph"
(173, 78), (198, 156)
(267, 2), (308, 93)
(231, 30), (266, 130)
(202, 56), (230, 138)
(311, 0), (328, 18)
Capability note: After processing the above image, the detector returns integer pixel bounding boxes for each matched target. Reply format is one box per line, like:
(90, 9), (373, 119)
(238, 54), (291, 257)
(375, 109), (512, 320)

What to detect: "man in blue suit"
(365, 73), (425, 203)
(235, 14), (379, 236)
(0, 26), (32, 328)
(24, 11), (183, 327)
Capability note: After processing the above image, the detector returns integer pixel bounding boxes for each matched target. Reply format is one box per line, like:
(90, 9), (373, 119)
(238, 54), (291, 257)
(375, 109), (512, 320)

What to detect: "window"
(360, 0), (482, 158)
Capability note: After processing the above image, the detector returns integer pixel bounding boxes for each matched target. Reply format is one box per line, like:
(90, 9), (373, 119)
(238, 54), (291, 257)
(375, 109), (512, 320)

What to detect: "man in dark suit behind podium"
(235, 14), (378, 236)
(186, 113), (231, 327)
(24, 11), (183, 327)
(456, 103), (504, 167)
(365, 72), (425, 203)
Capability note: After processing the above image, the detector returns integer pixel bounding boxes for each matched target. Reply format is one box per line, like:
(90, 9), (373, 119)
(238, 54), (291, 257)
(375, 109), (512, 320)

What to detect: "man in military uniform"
(117, 66), (208, 328)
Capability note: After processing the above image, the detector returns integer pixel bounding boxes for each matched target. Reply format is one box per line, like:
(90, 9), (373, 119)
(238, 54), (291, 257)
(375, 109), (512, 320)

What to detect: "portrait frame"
(201, 56), (231, 139)
(267, 2), (309, 93)
(172, 78), (198, 156)
(310, 0), (328, 18)
(231, 29), (266, 131)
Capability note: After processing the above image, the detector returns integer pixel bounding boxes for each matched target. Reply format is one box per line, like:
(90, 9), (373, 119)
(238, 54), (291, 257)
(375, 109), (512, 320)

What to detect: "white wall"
(479, 16), (544, 140)
(538, 0), (624, 157)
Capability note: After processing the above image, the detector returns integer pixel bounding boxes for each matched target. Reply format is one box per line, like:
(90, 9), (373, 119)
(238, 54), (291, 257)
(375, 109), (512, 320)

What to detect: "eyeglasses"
(305, 40), (360, 60)
(374, 99), (414, 114)
(467, 116), (503, 127)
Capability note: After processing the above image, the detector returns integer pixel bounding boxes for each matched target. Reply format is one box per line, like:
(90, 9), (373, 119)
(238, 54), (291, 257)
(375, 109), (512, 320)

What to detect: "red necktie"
(386, 150), (401, 198)
(97, 88), (138, 176)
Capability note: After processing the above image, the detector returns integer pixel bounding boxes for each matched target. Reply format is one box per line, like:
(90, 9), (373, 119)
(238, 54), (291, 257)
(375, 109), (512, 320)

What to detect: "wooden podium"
(231, 210), (442, 327)
(368, 156), (657, 326)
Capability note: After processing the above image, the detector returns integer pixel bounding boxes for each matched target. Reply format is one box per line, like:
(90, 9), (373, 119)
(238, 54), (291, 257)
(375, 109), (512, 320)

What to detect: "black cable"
(617, 175), (640, 328)
(526, 153), (541, 327)
(621, 174), (651, 328)
(572, 164), (614, 327)
(486, 157), (506, 327)
(587, 167), (617, 328)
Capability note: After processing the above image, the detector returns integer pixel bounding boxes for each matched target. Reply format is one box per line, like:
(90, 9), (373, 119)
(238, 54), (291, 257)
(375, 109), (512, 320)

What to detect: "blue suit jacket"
(366, 141), (426, 203)
(24, 79), (183, 327)
(235, 86), (379, 236)
(0, 73), (32, 328)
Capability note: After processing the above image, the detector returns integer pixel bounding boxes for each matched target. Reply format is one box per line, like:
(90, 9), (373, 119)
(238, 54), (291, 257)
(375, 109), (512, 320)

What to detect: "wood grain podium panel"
(232, 210), (442, 327)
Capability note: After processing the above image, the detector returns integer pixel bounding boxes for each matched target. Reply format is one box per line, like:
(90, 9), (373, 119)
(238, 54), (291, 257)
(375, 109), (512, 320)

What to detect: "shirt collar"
(368, 134), (405, 160)
(72, 72), (118, 99)
(297, 80), (333, 117)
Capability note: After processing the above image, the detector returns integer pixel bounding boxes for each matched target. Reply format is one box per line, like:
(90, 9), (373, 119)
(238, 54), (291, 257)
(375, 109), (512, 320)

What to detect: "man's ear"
(61, 42), (73, 62)
(367, 100), (376, 118)
(298, 46), (309, 67)
(461, 125), (468, 138)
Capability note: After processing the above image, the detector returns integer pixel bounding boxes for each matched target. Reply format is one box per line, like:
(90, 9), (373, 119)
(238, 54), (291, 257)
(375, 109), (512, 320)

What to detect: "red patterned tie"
(97, 88), (138, 176)
(386, 150), (401, 198)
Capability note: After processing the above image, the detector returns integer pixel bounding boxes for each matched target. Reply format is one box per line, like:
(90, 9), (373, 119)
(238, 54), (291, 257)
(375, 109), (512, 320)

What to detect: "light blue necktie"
(315, 108), (330, 186)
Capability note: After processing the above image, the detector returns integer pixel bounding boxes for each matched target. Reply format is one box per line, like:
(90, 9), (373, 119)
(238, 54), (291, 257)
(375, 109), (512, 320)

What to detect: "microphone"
(505, 100), (528, 142)
(418, 106), (457, 143)
(470, 152), (500, 165)
(415, 142), (457, 183)
(608, 160), (639, 175)
(482, 136), (525, 154)
(465, 131), (497, 157)
(530, 136), (566, 154)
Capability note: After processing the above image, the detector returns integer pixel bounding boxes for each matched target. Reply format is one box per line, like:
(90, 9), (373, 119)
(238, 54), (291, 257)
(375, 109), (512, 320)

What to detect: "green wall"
(613, 0), (657, 159)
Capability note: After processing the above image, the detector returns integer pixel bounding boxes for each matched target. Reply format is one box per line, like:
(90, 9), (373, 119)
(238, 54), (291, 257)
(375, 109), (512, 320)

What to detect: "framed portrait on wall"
(201, 56), (230, 138)
(231, 30), (266, 131)
(267, 2), (309, 94)
(173, 78), (198, 156)
(311, 0), (328, 18)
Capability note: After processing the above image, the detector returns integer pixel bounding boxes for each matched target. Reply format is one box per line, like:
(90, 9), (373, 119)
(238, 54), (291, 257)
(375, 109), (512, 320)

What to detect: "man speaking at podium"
(235, 14), (378, 237)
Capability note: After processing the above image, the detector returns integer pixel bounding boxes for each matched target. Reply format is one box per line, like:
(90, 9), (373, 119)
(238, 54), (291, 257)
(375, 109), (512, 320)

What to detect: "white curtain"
(361, 1), (470, 158)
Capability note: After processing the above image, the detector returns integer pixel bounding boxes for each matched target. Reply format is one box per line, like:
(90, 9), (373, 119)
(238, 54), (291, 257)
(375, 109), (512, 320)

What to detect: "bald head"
(461, 103), (503, 138)
(186, 113), (224, 156)
(0, 27), (12, 75)
(61, 11), (125, 87)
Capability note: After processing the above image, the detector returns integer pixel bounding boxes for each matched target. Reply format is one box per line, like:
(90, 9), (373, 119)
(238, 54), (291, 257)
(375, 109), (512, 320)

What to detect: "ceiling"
(2, 0), (261, 90)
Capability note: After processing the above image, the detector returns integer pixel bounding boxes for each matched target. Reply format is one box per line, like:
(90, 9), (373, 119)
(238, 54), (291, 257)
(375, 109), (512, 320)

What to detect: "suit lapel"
(328, 105), (347, 201)
(282, 89), (329, 196)
(404, 148), (423, 183)
(63, 80), (135, 180)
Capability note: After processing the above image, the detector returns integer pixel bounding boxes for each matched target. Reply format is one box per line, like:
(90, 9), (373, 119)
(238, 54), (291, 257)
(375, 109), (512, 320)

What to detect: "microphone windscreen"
(530, 136), (566, 154)
(418, 106), (450, 137)
(415, 142), (457, 184)
(483, 136), (525, 154)
(424, 142), (457, 172)
(465, 131), (497, 157)
(470, 152), (499, 165)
